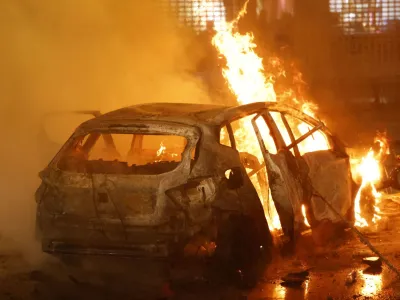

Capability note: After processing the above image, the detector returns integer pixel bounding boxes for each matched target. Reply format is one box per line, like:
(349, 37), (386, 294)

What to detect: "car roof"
(80, 102), (284, 128)
(78, 101), (327, 135)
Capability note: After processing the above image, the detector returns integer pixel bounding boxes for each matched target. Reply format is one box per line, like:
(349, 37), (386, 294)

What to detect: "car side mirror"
(225, 167), (244, 189)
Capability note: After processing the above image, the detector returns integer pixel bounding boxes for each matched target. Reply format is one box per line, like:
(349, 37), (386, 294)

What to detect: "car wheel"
(213, 214), (271, 288)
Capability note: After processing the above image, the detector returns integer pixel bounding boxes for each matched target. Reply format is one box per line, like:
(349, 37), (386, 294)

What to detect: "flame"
(155, 141), (180, 163)
(212, 2), (283, 232)
(210, 1), (332, 233)
(198, 0), (390, 236)
(352, 136), (389, 227)
(301, 204), (311, 227)
(156, 141), (166, 157)
(301, 102), (317, 118)
(212, 2), (276, 105)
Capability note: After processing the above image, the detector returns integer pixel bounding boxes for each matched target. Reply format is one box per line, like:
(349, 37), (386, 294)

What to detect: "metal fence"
(161, 0), (243, 32)
(329, 0), (400, 34)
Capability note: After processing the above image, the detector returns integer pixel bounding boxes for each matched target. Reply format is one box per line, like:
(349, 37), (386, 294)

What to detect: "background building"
(289, 0), (400, 104)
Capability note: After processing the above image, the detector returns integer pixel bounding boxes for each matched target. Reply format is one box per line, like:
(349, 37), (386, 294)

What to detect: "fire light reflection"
(272, 280), (309, 299)
(358, 270), (383, 297)
(273, 284), (286, 299)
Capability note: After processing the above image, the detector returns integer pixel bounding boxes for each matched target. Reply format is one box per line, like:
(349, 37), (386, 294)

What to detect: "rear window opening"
(57, 133), (195, 175)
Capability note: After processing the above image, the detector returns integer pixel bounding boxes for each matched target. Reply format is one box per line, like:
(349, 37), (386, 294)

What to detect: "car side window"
(282, 113), (331, 155)
(270, 112), (292, 147)
(230, 114), (281, 231)
(219, 125), (232, 147)
(230, 114), (277, 164)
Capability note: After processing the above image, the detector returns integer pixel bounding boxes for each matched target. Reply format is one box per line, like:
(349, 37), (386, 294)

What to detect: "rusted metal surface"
(36, 102), (354, 259)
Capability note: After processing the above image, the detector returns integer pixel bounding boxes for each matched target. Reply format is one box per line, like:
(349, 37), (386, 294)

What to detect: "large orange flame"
(207, 0), (387, 234)
(212, 3), (276, 104)
(212, 2), (282, 231)
(210, 1), (330, 233)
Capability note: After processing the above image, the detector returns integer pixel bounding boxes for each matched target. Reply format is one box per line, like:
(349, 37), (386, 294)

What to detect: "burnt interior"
(57, 132), (195, 175)
(58, 157), (182, 175)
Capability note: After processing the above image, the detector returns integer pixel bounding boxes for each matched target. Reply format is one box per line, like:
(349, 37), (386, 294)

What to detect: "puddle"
(250, 265), (391, 299)
(357, 269), (383, 297)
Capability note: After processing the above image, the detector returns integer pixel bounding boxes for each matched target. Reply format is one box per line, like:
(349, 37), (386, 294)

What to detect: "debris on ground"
(362, 256), (383, 275)
(345, 271), (357, 286)
(362, 256), (382, 269)
(281, 269), (310, 287)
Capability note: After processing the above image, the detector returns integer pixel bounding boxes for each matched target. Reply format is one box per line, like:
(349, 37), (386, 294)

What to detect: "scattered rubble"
(362, 256), (382, 269)
(345, 271), (357, 286)
(280, 269), (310, 288)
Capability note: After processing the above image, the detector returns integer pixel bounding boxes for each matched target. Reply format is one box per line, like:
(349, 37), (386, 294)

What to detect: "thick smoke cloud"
(0, 0), (209, 263)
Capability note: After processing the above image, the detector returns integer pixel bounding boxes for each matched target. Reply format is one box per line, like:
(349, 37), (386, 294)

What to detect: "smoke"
(0, 0), (209, 263)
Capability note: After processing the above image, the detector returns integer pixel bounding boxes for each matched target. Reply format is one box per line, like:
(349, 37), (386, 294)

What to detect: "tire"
(213, 214), (272, 288)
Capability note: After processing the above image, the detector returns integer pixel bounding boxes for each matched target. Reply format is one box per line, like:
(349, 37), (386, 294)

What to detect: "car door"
(218, 112), (300, 245)
(252, 107), (353, 232)
(272, 109), (353, 225)
(247, 112), (304, 241)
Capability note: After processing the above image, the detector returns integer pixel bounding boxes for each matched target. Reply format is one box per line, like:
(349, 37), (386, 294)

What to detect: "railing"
(160, 0), (243, 32)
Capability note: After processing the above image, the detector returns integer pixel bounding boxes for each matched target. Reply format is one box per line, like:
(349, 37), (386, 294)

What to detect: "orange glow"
(352, 136), (389, 227)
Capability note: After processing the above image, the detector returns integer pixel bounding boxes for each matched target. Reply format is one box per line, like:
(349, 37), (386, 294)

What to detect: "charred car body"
(35, 102), (354, 269)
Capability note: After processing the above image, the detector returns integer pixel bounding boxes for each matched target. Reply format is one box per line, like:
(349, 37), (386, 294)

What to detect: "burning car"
(35, 101), (354, 278)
